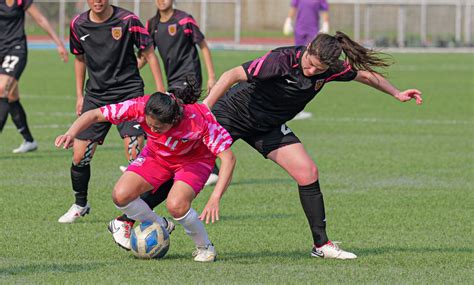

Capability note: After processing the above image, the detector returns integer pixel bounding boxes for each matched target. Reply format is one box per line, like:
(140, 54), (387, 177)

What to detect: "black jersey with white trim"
(213, 46), (357, 133)
(0, 0), (33, 54)
(70, 6), (153, 102)
(146, 10), (204, 87)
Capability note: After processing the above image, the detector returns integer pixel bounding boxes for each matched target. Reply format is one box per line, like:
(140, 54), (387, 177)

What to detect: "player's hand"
(57, 45), (69, 63)
(394, 89), (423, 105)
(76, 97), (84, 116)
(207, 78), (216, 94)
(199, 197), (220, 224)
(55, 134), (74, 149)
(283, 17), (293, 36)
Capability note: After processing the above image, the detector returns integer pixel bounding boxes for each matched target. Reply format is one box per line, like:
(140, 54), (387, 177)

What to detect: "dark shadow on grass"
(0, 262), (106, 276)
(219, 250), (309, 263)
(222, 178), (293, 186)
(353, 246), (474, 255)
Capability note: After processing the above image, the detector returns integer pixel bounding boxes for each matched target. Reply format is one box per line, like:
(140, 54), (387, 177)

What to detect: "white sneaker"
(119, 165), (127, 172)
(204, 173), (219, 186)
(193, 244), (217, 262)
(163, 217), (175, 235)
(58, 203), (91, 223)
(311, 241), (357, 260)
(108, 218), (134, 250)
(292, 111), (313, 121)
(12, 140), (38, 153)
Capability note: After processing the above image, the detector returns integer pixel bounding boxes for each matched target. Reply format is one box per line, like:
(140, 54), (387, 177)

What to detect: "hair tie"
(166, 92), (177, 101)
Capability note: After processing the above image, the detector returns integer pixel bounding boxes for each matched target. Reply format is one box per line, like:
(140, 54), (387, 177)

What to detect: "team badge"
(6, 0), (14, 7)
(314, 79), (325, 91)
(111, 27), (122, 40)
(168, 24), (177, 36)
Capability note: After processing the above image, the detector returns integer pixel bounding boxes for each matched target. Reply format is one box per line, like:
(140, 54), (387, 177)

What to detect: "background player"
(55, 80), (235, 262)
(0, 0), (68, 153)
(58, 0), (165, 223)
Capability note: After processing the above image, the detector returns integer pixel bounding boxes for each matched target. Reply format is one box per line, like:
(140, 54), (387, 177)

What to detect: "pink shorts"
(126, 147), (215, 195)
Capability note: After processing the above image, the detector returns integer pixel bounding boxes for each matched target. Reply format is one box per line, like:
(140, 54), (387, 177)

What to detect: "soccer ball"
(130, 221), (170, 259)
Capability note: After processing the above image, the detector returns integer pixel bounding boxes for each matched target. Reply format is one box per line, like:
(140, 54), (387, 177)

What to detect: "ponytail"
(168, 76), (202, 104)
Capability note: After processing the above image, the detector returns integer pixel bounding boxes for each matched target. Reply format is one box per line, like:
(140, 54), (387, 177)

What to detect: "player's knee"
(166, 198), (190, 218)
(112, 185), (134, 207)
(294, 163), (319, 185)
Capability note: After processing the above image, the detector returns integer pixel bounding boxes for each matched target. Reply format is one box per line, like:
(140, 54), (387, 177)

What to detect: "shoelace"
(192, 245), (210, 257)
(123, 222), (133, 239)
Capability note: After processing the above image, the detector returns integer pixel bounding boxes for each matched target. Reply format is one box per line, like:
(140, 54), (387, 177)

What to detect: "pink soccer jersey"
(100, 95), (232, 163)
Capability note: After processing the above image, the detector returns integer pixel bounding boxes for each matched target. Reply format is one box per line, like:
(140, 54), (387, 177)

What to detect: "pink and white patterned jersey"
(100, 95), (232, 163)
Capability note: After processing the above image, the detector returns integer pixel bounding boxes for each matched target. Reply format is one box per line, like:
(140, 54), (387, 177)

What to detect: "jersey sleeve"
(242, 51), (288, 82)
(128, 16), (154, 51)
(99, 97), (145, 125)
(22, 0), (34, 10)
(69, 15), (83, 55)
(201, 107), (233, 156)
(178, 15), (204, 44)
(325, 61), (357, 82)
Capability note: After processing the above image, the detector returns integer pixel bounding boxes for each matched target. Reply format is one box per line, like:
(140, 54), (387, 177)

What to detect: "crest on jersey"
(168, 24), (177, 36)
(314, 79), (325, 91)
(111, 27), (122, 40)
(6, 0), (14, 7)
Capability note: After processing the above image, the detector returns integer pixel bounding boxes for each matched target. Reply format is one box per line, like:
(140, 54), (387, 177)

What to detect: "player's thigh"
(72, 139), (98, 165)
(113, 171), (155, 206)
(166, 180), (196, 218)
(0, 52), (26, 98)
(0, 74), (17, 99)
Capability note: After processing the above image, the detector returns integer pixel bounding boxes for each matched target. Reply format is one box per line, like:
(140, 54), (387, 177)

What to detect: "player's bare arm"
(141, 46), (165, 92)
(198, 40), (216, 93)
(354, 70), (423, 105)
(74, 55), (86, 116)
(55, 109), (106, 149)
(203, 66), (247, 108)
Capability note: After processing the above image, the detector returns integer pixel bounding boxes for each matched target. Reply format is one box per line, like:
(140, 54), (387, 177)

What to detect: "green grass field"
(0, 50), (472, 283)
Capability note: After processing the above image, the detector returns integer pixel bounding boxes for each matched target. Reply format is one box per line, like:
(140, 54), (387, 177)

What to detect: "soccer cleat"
(311, 241), (357, 260)
(119, 165), (127, 172)
(192, 243), (217, 262)
(108, 218), (134, 251)
(163, 217), (175, 235)
(12, 140), (38, 153)
(204, 173), (219, 186)
(292, 111), (313, 121)
(58, 203), (91, 223)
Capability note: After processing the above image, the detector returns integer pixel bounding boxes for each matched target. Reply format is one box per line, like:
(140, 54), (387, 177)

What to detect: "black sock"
(71, 163), (91, 207)
(9, 100), (34, 142)
(298, 180), (328, 247)
(212, 165), (219, 175)
(119, 179), (174, 223)
(0, 98), (9, 132)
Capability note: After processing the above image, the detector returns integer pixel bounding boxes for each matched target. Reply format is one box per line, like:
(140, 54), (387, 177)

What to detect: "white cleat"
(311, 241), (357, 260)
(204, 173), (219, 186)
(108, 218), (134, 251)
(163, 217), (175, 235)
(119, 165), (127, 172)
(58, 203), (91, 223)
(292, 111), (313, 121)
(193, 244), (217, 262)
(12, 140), (38, 153)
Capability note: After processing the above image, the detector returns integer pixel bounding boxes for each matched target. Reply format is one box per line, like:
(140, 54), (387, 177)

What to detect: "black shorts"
(220, 119), (301, 158)
(0, 50), (27, 80)
(76, 93), (144, 143)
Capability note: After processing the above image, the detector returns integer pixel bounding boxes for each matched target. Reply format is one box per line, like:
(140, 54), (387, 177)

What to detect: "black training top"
(213, 46), (357, 133)
(70, 6), (153, 102)
(0, 0), (33, 54)
(146, 9), (204, 87)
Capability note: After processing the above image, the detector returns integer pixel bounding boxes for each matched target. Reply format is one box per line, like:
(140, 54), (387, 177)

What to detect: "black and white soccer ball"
(130, 221), (170, 259)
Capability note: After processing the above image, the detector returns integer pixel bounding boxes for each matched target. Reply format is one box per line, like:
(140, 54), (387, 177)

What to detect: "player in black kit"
(58, 0), (165, 224)
(0, 0), (68, 153)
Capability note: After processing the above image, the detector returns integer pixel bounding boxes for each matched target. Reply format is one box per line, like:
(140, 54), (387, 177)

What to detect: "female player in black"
(0, 0), (68, 153)
(58, 0), (165, 223)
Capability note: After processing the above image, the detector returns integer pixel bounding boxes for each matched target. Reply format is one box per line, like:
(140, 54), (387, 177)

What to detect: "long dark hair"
(307, 31), (391, 74)
(145, 76), (202, 125)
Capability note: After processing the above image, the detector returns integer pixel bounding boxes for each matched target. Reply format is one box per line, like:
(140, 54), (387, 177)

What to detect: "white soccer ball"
(130, 221), (170, 259)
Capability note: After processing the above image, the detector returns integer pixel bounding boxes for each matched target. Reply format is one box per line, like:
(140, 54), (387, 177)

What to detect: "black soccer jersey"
(146, 10), (204, 87)
(0, 0), (33, 54)
(213, 46), (357, 133)
(70, 6), (153, 102)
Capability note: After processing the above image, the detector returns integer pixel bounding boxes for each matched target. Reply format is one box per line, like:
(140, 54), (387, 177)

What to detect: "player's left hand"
(394, 89), (423, 105)
(55, 134), (74, 149)
(199, 197), (220, 224)
(207, 78), (216, 94)
(57, 45), (69, 63)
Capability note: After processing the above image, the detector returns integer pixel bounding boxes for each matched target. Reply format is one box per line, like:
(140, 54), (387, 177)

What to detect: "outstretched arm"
(141, 46), (165, 92)
(27, 4), (68, 62)
(198, 40), (216, 93)
(199, 148), (236, 224)
(55, 109), (107, 149)
(354, 70), (423, 105)
(203, 66), (247, 109)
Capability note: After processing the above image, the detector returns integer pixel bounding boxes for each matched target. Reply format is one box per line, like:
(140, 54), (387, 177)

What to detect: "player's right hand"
(55, 134), (74, 149)
(76, 98), (84, 116)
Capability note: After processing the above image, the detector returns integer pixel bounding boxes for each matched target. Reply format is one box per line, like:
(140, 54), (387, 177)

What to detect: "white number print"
(164, 137), (179, 150)
(2, 55), (20, 73)
(281, 124), (293, 135)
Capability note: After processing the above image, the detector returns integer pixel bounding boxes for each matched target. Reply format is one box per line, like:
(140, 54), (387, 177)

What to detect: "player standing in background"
(0, 0), (68, 153)
(284, 0), (330, 120)
(138, 0), (219, 184)
(58, 0), (165, 223)
(55, 81), (236, 262)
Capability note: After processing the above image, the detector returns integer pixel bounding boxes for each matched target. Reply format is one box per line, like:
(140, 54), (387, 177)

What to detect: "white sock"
(174, 208), (211, 247)
(116, 198), (166, 227)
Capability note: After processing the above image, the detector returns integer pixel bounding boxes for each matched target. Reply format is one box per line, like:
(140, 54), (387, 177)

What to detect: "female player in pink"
(55, 80), (235, 263)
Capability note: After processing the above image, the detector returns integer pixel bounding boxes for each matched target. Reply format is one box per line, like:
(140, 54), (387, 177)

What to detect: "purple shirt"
(291, 0), (328, 36)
